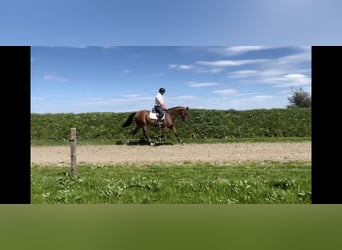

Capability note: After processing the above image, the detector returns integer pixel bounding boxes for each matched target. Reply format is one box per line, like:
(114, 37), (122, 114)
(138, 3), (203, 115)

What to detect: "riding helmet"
(159, 88), (166, 94)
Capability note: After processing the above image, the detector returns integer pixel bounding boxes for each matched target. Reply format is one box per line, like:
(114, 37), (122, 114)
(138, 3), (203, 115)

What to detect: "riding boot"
(157, 116), (162, 126)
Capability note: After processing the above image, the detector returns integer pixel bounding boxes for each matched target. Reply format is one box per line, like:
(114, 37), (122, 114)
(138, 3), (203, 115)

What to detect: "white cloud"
(225, 48), (311, 89)
(276, 48), (311, 66)
(197, 60), (240, 66)
(169, 58), (266, 75)
(284, 73), (306, 78)
(43, 74), (70, 82)
(180, 65), (194, 70)
(253, 95), (274, 100)
(274, 74), (311, 87)
(225, 94), (284, 110)
(185, 81), (220, 87)
(168, 64), (194, 70)
(196, 59), (266, 67)
(223, 46), (267, 55)
(213, 89), (238, 95)
(229, 70), (258, 78)
(207, 46), (270, 57)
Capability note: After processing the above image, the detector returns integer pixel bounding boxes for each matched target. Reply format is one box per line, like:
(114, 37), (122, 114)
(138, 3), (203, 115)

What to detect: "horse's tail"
(122, 112), (136, 127)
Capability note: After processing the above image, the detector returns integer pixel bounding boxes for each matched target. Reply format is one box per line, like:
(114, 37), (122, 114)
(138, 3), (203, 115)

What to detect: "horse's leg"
(170, 125), (184, 145)
(126, 126), (139, 144)
(132, 126), (139, 138)
(142, 124), (153, 144)
(160, 127), (167, 141)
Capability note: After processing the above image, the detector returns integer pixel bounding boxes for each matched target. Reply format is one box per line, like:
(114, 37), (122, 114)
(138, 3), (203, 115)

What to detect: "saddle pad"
(149, 112), (165, 120)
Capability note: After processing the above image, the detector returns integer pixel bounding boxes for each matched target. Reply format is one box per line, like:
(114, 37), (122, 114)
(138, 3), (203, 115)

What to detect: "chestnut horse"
(122, 106), (189, 145)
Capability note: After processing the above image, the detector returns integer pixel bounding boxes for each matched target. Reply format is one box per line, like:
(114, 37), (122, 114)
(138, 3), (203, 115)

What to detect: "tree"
(287, 87), (311, 108)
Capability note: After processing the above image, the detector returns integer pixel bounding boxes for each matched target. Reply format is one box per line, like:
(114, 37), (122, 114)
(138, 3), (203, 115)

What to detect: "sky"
(31, 46), (311, 113)
(1, 0), (341, 45)
(1, 0), (340, 113)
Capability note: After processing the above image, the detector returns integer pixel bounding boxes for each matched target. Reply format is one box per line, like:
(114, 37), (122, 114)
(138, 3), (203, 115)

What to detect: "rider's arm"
(160, 102), (167, 110)
(157, 96), (167, 110)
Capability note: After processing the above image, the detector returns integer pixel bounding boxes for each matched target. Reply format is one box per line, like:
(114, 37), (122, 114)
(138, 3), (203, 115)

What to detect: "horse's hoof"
(150, 142), (155, 146)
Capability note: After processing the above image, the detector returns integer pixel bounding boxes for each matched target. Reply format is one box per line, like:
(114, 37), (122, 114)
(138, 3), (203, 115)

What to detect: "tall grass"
(31, 108), (311, 145)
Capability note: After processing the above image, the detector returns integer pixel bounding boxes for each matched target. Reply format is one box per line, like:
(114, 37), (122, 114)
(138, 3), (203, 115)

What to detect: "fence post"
(70, 128), (77, 177)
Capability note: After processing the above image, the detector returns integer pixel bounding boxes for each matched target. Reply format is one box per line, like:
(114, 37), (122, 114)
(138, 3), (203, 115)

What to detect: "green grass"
(31, 162), (311, 204)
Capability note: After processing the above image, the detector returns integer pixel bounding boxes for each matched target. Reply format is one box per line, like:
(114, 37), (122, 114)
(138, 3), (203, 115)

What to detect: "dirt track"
(31, 142), (311, 166)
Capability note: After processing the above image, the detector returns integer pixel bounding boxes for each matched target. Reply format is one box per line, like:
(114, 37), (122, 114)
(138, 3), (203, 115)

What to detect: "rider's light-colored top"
(155, 92), (164, 106)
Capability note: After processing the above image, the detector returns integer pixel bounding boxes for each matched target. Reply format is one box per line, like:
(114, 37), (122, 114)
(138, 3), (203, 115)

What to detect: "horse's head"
(167, 106), (189, 123)
(180, 106), (189, 122)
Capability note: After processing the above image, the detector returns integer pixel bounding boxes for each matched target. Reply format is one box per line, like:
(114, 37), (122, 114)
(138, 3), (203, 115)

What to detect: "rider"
(155, 87), (167, 126)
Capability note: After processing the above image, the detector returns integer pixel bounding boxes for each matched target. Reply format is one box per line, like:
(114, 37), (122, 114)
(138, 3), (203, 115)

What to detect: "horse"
(122, 106), (189, 145)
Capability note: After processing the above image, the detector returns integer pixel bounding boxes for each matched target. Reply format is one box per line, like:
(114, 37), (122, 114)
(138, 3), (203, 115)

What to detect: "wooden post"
(70, 128), (77, 177)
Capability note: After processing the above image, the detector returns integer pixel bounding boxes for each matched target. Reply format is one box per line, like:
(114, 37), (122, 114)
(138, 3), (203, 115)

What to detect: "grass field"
(31, 161), (311, 204)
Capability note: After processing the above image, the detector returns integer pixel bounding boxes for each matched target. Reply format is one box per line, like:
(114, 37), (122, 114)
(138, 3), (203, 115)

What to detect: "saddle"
(149, 108), (165, 120)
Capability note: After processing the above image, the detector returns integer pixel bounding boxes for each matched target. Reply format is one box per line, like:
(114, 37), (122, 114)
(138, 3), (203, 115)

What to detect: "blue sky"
(31, 46), (311, 113)
(1, 0), (340, 113)
(1, 0), (341, 45)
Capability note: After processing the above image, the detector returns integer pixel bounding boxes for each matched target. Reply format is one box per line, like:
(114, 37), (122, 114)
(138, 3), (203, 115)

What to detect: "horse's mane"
(168, 106), (186, 111)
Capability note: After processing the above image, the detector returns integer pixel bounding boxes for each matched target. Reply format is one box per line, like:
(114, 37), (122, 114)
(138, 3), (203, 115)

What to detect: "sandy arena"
(31, 142), (311, 165)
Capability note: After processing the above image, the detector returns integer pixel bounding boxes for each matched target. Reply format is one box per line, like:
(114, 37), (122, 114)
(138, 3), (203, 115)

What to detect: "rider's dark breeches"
(155, 105), (163, 121)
